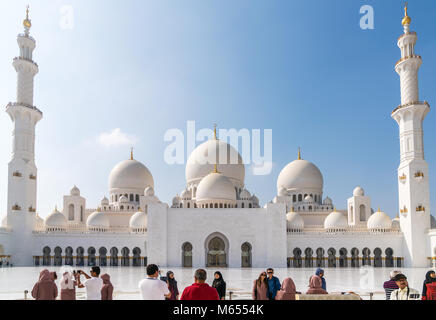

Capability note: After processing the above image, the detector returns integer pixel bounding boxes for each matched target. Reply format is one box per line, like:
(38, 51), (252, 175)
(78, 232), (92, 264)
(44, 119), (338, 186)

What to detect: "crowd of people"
(30, 264), (436, 300)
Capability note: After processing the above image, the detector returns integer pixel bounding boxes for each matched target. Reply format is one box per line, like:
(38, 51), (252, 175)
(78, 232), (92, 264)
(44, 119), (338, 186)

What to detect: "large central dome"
(186, 139), (245, 188)
(109, 159), (154, 193)
(277, 159), (323, 193)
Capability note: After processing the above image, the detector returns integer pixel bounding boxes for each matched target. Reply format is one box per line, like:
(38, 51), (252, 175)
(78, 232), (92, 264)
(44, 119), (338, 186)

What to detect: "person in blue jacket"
(266, 268), (281, 300)
(316, 268), (327, 291)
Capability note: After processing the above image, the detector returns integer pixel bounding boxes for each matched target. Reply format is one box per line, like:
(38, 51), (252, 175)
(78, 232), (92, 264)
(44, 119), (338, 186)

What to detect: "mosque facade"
(1, 6), (436, 269)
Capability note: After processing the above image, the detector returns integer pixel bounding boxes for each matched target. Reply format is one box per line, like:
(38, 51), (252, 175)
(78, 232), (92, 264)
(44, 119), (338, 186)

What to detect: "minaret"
(6, 7), (43, 266)
(391, 3), (431, 267)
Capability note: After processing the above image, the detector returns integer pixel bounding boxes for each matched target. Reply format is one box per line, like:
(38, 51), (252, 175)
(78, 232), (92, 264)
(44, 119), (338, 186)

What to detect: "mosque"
(1, 5), (436, 269)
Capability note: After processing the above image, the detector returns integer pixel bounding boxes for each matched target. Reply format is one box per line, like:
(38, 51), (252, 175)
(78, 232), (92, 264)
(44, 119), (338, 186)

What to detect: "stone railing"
(392, 100), (430, 114)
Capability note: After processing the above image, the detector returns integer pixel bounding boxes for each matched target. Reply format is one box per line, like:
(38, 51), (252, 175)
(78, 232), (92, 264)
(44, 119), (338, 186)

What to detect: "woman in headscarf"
(31, 269), (58, 300)
(306, 275), (328, 295)
(60, 271), (77, 300)
(315, 268), (326, 291)
(166, 271), (179, 300)
(252, 271), (269, 300)
(422, 270), (436, 300)
(50, 271), (58, 281)
(275, 277), (297, 300)
(212, 271), (227, 300)
(100, 273), (114, 300)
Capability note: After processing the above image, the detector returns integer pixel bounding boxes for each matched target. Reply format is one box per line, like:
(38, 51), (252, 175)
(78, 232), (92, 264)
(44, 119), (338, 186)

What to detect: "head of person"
(167, 271), (174, 280)
(146, 264), (159, 278)
(90, 266), (101, 277)
(50, 271), (57, 280)
(393, 274), (408, 290)
(425, 270), (436, 283)
(309, 275), (323, 289)
(316, 268), (324, 278)
(194, 269), (207, 284)
(266, 268), (274, 279)
(101, 273), (111, 284)
(390, 270), (402, 280)
(257, 271), (267, 285)
(214, 271), (223, 281)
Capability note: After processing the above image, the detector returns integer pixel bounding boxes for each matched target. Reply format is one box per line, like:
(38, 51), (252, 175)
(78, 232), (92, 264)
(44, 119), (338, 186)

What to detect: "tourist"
(76, 266), (104, 300)
(275, 277), (298, 300)
(50, 271), (58, 281)
(252, 272), (269, 300)
(139, 264), (171, 300)
(60, 271), (77, 300)
(390, 273), (420, 300)
(306, 275), (328, 295)
(266, 268), (281, 300)
(315, 268), (326, 291)
(383, 270), (401, 300)
(212, 271), (226, 300)
(166, 271), (179, 300)
(180, 269), (220, 300)
(31, 269), (58, 300)
(101, 273), (114, 300)
(422, 270), (436, 300)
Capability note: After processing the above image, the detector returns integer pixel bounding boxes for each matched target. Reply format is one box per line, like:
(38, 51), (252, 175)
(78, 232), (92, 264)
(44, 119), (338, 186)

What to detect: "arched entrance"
(54, 247), (62, 266)
(182, 242), (193, 267)
(88, 247), (96, 266)
(43, 247), (51, 266)
(205, 233), (228, 267)
(110, 247), (118, 266)
(374, 248), (382, 267)
(132, 247), (141, 266)
(99, 247), (107, 266)
(241, 242), (252, 268)
(327, 248), (336, 268)
(293, 248), (302, 268)
(304, 248), (313, 268)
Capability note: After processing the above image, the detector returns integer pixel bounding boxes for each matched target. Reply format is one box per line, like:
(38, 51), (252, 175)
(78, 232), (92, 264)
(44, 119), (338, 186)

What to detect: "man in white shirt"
(139, 264), (171, 300)
(390, 273), (420, 300)
(77, 266), (104, 300)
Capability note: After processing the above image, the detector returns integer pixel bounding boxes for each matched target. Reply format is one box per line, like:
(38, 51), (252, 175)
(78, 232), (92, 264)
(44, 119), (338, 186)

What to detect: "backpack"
(426, 282), (436, 300)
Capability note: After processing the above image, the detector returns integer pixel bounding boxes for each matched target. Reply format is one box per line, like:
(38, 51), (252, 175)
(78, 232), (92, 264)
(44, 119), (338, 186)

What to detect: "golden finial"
(378, 207), (381, 212)
(297, 147), (301, 160)
(334, 207), (337, 212)
(213, 123), (217, 140)
(130, 147), (134, 160)
(402, 2), (411, 26)
(23, 5), (32, 29)
(213, 163), (218, 173)
(97, 207), (101, 212)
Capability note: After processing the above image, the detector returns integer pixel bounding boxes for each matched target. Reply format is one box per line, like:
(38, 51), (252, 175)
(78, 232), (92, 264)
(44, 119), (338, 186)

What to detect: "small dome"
(101, 196), (109, 205)
(353, 186), (364, 197)
(196, 172), (236, 202)
(278, 186), (288, 197)
(70, 185), (80, 196)
(172, 195), (180, 205)
(324, 210), (348, 230)
(109, 159), (154, 192)
(367, 209), (392, 230)
(323, 197), (333, 205)
(119, 195), (128, 203)
(129, 210), (147, 229)
(145, 186), (155, 197)
(240, 189), (251, 199)
(45, 208), (67, 228)
(392, 216), (400, 229)
(251, 195), (259, 204)
(304, 195), (314, 203)
(286, 211), (304, 230)
(180, 189), (191, 199)
(87, 209), (110, 228)
(277, 159), (323, 194)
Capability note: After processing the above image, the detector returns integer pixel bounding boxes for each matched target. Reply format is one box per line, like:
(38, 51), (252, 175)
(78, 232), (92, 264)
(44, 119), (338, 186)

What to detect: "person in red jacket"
(180, 269), (220, 300)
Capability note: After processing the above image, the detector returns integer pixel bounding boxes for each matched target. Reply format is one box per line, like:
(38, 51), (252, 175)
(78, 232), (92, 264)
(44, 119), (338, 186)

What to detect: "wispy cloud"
(97, 128), (137, 148)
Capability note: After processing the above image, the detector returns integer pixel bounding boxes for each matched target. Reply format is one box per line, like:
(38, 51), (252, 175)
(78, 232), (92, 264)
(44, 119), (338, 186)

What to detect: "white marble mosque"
(1, 5), (436, 270)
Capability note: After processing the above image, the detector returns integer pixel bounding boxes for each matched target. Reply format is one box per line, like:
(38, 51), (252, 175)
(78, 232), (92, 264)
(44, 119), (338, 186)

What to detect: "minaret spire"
(297, 147), (301, 160)
(23, 5), (31, 35)
(402, 2), (411, 32)
(130, 147), (134, 160)
(213, 123), (217, 140)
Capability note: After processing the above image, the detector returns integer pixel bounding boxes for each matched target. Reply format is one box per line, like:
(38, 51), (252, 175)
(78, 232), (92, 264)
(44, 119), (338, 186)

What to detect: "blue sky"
(0, 0), (435, 218)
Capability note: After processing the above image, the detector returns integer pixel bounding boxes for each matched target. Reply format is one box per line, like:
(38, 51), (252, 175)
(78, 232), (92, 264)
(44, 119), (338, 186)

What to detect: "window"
(68, 204), (74, 221)
(136, 194), (139, 202)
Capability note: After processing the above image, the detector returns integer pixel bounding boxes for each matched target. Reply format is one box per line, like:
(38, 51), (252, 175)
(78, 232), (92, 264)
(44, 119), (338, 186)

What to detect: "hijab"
(213, 272), (224, 285)
(101, 273), (112, 285)
(425, 270), (436, 284)
(307, 275), (327, 294)
(167, 271), (177, 287)
(39, 269), (51, 281)
(275, 277), (297, 300)
(60, 272), (75, 290)
(50, 271), (57, 281)
(315, 268), (324, 277)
